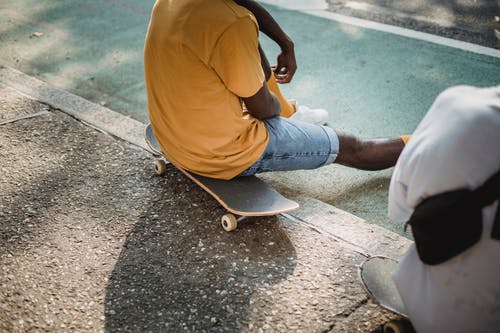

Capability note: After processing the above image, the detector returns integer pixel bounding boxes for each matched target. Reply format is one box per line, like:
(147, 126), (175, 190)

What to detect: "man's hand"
(274, 45), (296, 83)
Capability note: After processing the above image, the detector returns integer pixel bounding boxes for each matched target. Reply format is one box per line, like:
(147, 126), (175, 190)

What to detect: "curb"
(287, 197), (411, 259)
(0, 65), (149, 152)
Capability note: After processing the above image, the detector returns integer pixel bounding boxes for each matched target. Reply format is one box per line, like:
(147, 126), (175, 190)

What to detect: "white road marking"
(259, 0), (500, 58)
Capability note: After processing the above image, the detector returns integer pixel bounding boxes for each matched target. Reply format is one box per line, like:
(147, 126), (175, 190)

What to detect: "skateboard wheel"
(154, 159), (167, 175)
(221, 214), (237, 232)
(383, 319), (414, 333)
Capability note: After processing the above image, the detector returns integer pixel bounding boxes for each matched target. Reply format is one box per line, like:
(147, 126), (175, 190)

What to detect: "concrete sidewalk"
(0, 65), (411, 332)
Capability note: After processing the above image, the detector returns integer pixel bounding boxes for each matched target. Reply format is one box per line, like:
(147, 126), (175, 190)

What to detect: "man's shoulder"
(221, 0), (256, 20)
(180, 0), (258, 61)
(188, 0), (257, 30)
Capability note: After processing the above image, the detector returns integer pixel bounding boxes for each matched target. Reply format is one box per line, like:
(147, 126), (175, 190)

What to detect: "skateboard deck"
(359, 256), (415, 333)
(144, 124), (299, 231)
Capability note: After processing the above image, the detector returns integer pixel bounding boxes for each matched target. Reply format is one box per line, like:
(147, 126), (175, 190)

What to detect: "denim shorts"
(239, 117), (339, 176)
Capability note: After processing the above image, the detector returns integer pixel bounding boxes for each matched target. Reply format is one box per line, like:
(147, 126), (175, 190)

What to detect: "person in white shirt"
(388, 85), (500, 333)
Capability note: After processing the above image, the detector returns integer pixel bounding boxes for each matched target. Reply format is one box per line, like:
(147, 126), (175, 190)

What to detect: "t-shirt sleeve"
(209, 16), (265, 98)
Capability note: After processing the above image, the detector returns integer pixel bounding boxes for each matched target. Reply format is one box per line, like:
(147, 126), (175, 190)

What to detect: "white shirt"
(388, 85), (500, 333)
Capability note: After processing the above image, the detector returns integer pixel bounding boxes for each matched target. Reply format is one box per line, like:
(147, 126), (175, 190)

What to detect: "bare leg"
(335, 132), (405, 170)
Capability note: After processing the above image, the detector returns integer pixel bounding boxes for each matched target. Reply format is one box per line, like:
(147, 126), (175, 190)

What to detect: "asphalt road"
(326, 0), (500, 48)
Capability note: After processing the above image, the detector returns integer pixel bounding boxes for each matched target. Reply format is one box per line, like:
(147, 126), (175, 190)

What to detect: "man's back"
(144, 0), (268, 179)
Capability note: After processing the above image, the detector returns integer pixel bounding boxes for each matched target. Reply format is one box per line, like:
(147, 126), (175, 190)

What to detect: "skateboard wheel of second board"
(383, 319), (414, 333)
(154, 159), (167, 175)
(221, 214), (238, 232)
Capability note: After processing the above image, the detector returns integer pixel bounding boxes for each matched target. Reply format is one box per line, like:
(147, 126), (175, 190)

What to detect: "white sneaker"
(289, 103), (329, 125)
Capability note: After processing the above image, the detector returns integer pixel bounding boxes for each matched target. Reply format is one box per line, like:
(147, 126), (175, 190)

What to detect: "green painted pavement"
(260, 7), (499, 138)
(0, 0), (154, 119)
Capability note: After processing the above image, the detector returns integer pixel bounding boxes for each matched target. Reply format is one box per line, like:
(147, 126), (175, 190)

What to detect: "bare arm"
(233, 0), (296, 83)
(242, 84), (281, 120)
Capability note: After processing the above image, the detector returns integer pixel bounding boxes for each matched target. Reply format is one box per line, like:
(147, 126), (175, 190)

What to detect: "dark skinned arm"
(233, 0), (297, 83)
(242, 84), (281, 120)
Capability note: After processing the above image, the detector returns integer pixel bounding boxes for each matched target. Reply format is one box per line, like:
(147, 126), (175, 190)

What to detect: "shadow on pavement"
(104, 165), (298, 332)
(0, 106), (162, 331)
(0, 107), (297, 331)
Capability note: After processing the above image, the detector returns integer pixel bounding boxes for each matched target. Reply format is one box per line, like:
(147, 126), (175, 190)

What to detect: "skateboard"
(144, 124), (299, 232)
(359, 256), (415, 333)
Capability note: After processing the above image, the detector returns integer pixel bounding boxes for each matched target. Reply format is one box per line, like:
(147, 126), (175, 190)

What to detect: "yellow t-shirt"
(144, 0), (269, 179)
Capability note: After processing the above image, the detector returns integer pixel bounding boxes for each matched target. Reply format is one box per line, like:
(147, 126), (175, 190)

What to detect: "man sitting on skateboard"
(144, 0), (407, 180)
